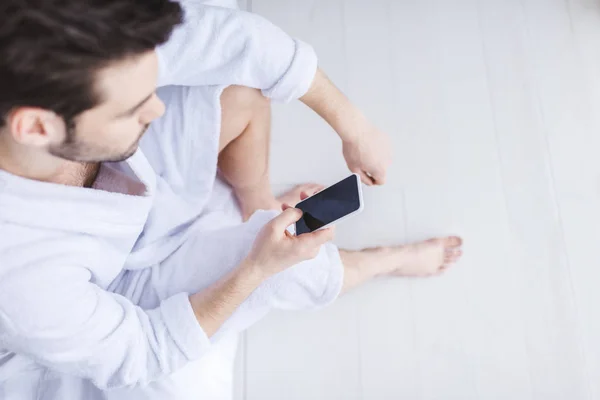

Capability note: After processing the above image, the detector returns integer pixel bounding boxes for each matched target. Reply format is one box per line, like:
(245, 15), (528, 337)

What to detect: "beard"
(49, 123), (149, 163)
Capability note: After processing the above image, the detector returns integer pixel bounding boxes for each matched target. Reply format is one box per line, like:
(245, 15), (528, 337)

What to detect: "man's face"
(49, 51), (165, 163)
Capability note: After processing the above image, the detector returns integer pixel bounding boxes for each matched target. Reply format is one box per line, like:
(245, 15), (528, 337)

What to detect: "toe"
(444, 249), (463, 263)
(445, 236), (463, 248)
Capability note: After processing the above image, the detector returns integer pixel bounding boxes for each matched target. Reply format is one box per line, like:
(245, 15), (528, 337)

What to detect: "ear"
(8, 107), (65, 148)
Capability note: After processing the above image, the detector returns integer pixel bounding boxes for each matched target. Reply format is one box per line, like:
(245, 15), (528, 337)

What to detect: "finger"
(301, 185), (325, 199)
(355, 169), (374, 186)
(271, 207), (303, 232)
(281, 203), (293, 211)
(297, 227), (335, 248)
(300, 185), (326, 201)
(311, 184), (325, 194)
(321, 225), (336, 236)
(368, 169), (387, 185)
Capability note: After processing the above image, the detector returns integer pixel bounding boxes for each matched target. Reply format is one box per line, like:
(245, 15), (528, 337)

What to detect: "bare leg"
(340, 236), (464, 293)
(218, 86), (319, 220)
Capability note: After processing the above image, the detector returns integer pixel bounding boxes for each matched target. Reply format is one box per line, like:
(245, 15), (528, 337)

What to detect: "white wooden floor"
(233, 0), (600, 399)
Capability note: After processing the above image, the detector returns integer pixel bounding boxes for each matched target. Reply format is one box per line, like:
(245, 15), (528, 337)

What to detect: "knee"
(219, 85), (271, 152)
(220, 85), (269, 115)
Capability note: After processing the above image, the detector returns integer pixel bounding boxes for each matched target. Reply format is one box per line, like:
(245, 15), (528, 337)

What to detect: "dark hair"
(0, 0), (183, 128)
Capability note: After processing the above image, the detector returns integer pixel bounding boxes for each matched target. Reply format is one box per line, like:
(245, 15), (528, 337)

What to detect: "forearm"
(189, 259), (264, 338)
(300, 68), (366, 141)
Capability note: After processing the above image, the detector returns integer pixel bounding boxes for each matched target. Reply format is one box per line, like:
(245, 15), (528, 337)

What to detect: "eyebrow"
(117, 92), (154, 117)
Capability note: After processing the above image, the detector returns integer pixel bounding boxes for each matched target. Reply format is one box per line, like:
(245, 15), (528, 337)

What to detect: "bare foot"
(374, 236), (464, 277)
(237, 183), (324, 221)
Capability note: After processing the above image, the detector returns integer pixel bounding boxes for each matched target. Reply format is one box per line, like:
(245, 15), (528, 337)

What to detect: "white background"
(234, 0), (600, 399)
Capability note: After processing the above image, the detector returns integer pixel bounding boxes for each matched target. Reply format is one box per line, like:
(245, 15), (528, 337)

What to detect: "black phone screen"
(295, 175), (361, 235)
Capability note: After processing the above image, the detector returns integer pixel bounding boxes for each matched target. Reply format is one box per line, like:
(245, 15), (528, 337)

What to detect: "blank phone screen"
(295, 175), (361, 235)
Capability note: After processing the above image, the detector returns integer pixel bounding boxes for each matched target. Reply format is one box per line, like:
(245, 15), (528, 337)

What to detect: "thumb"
(271, 207), (303, 232)
(354, 169), (374, 186)
(297, 227), (335, 247)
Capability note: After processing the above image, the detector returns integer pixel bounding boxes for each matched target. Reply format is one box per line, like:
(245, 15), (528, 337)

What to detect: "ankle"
(365, 246), (400, 277)
(343, 248), (387, 283)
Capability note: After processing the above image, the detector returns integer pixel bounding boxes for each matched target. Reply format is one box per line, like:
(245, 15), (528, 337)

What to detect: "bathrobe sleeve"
(156, 1), (318, 103)
(0, 229), (209, 390)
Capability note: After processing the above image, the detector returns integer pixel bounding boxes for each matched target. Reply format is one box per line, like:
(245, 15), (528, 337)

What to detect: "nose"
(140, 94), (165, 124)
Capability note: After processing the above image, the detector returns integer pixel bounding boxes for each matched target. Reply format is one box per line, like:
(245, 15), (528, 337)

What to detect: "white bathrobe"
(0, 1), (344, 399)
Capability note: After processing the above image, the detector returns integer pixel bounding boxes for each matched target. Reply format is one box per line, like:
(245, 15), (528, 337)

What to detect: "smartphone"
(294, 174), (364, 235)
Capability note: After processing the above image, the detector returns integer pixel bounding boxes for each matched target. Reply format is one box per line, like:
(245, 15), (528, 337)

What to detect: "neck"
(54, 162), (101, 188)
(0, 134), (99, 188)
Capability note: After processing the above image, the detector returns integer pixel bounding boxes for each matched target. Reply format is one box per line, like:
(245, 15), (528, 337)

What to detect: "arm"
(156, 2), (317, 103)
(190, 259), (262, 337)
(190, 208), (336, 336)
(0, 263), (208, 390)
(157, 3), (392, 184)
(0, 210), (332, 389)
(300, 68), (393, 185)
(300, 68), (365, 142)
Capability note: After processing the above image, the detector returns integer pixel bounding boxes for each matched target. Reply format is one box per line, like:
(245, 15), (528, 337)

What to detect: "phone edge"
(294, 173), (364, 234)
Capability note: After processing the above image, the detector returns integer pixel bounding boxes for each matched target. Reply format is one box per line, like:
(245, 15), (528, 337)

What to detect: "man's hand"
(340, 118), (392, 185)
(246, 207), (335, 279)
(301, 68), (393, 186)
(191, 207), (334, 337)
